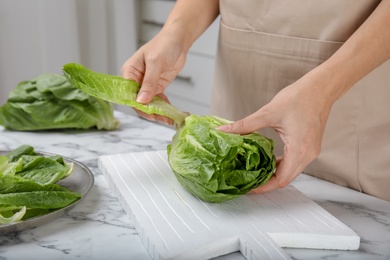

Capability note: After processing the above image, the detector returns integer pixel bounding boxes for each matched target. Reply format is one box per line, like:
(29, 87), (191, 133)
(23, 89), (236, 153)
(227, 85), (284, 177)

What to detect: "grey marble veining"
(1, 111), (389, 260)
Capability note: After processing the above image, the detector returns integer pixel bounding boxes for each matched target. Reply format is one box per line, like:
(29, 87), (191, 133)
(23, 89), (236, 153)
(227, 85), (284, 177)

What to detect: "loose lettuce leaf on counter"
(62, 63), (188, 127)
(0, 73), (119, 131)
(167, 115), (276, 203)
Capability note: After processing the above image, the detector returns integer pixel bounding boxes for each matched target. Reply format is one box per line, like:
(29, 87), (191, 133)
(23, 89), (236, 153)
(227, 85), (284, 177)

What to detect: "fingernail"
(136, 92), (149, 103)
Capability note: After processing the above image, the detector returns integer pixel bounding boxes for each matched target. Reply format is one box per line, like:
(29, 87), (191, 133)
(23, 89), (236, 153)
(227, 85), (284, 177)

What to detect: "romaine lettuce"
(62, 63), (188, 128)
(167, 115), (276, 202)
(0, 73), (119, 131)
(0, 145), (81, 225)
(5, 145), (74, 185)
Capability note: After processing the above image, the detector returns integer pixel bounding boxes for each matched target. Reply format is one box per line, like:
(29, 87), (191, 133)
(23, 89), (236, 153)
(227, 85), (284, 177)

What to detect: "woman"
(121, 0), (390, 201)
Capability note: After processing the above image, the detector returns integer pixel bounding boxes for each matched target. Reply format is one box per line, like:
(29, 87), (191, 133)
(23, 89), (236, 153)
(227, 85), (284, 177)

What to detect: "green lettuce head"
(167, 115), (276, 203)
(0, 73), (119, 131)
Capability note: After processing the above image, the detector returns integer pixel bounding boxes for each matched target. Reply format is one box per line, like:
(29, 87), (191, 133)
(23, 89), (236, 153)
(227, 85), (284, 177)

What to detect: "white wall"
(0, 0), (138, 114)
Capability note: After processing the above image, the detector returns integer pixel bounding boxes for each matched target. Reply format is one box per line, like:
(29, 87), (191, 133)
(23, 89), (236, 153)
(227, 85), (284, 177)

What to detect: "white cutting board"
(99, 151), (359, 260)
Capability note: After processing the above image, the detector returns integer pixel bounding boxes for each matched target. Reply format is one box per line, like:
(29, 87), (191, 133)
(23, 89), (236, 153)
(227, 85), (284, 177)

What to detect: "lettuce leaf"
(11, 155), (73, 185)
(0, 207), (26, 225)
(4, 145), (73, 185)
(0, 73), (119, 131)
(62, 63), (188, 128)
(0, 175), (70, 194)
(0, 191), (80, 209)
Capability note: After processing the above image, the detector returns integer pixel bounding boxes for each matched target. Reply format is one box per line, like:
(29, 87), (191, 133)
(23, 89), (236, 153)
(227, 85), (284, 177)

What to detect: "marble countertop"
(1, 111), (389, 260)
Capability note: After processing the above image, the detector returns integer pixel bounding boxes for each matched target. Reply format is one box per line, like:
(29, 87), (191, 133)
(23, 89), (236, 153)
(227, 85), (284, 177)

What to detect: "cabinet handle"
(176, 75), (192, 82)
(143, 19), (165, 27)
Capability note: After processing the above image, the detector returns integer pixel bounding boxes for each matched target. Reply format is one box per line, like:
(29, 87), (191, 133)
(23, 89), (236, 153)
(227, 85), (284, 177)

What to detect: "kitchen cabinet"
(137, 0), (220, 115)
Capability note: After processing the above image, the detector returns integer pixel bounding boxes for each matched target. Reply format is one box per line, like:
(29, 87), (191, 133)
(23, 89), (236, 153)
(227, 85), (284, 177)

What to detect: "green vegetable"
(0, 191), (80, 209)
(167, 115), (276, 203)
(0, 207), (26, 225)
(0, 73), (119, 131)
(62, 63), (188, 128)
(62, 63), (276, 203)
(0, 145), (81, 225)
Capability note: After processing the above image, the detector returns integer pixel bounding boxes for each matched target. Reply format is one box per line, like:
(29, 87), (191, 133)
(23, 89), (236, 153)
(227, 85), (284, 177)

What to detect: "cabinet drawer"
(139, 20), (219, 57)
(139, 23), (161, 43)
(165, 53), (214, 107)
(140, 0), (174, 25)
(139, 1), (220, 57)
(190, 17), (219, 57)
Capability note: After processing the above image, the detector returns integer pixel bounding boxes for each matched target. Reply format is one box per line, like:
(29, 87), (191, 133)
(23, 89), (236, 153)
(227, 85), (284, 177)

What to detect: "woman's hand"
(121, 32), (188, 125)
(121, 0), (219, 126)
(216, 0), (390, 194)
(217, 71), (334, 193)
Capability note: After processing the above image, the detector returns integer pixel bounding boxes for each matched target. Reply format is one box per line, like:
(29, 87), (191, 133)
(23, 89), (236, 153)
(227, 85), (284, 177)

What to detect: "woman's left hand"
(217, 71), (334, 193)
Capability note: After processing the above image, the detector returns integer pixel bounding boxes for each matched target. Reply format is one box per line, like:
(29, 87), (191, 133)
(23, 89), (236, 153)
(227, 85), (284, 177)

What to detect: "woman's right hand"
(121, 0), (219, 125)
(121, 31), (188, 125)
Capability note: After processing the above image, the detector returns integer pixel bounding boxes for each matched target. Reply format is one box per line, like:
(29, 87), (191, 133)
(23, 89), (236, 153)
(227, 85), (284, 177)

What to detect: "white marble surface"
(1, 111), (389, 260)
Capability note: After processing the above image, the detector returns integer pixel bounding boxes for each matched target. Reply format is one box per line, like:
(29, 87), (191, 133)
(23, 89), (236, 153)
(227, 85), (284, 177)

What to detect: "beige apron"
(210, 0), (390, 201)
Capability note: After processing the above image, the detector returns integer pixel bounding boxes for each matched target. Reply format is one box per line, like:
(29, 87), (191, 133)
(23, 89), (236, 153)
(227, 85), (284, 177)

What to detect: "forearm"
(314, 0), (390, 103)
(161, 0), (220, 53)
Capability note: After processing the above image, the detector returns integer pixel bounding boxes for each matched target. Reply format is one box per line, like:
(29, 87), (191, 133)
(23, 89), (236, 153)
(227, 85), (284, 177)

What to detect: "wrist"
(160, 19), (193, 54)
(159, 0), (219, 55)
(305, 58), (356, 105)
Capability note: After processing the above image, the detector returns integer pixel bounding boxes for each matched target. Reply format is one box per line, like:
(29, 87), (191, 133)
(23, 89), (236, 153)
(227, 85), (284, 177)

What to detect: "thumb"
(136, 89), (154, 104)
(216, 113), (268, 135)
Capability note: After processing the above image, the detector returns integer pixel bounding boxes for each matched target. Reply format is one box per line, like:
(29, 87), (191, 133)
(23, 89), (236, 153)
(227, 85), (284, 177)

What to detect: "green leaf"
(0, 157), (24, 176)
(6, 144), (35, 162)
(0, 156), (8, 174)
(0, 175), (69, 194)
(0, 191), (80, 209)
(15, 155), (73, 185)
(2, 145), (72, 185)
(0, 206), (26, 225)
(62, 63), (188, 128)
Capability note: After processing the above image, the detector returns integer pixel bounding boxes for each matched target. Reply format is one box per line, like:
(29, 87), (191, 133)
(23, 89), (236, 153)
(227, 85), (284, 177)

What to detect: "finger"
(155, 115), (174, 126)
(136, 58), (163, 104)
(250, 146), (302, 194)
(136, 110), (156, 122)
(275, 156), (283, 165)
(135, 109), (174, 126)
(157, 93), (171, 104)
(216, 111), (269, 135)
(121, 54), (145, 82)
